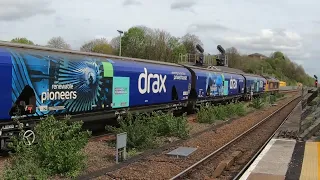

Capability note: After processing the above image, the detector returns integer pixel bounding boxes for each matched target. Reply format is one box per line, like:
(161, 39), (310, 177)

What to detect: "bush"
(213, 105), (229, 120)
(107, 113), (158, 150)
(106, 111), (190, 150)
(233, 102), (247, 116)
(3, 115), (91, 179)
(275, 92), (285, 99)
(269, 95), (277, 104)
(3, 148), (47, 180)
(196, 104), (216, 124)
(250, 98), (264, 109)
(260, 93), (269, 103)
(197, 102), (247, 123)
(151, 112), (190, 138)
(34, 116), (91, 177)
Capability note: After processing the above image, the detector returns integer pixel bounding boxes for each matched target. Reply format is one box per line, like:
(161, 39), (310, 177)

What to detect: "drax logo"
(138, 68), (167, 94)
(230, 78), (237, 89)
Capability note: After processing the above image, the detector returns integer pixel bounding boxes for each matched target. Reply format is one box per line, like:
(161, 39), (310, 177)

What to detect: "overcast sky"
(0, 0), (319, 77)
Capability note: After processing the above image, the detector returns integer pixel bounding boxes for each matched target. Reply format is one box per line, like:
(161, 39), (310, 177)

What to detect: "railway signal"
(216, 45), (228, 67)
(196, 44), (204, 66)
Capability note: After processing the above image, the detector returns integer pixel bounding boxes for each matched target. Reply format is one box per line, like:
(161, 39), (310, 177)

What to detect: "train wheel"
(23, 130), (36, 146)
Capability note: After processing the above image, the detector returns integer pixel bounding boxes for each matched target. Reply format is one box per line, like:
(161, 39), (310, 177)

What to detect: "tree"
(110, 36), (120, 51)
(226, 47), (239, 55)
(121, 26), (149, 58)
(11, 37), (34, 45)
(80, 38), (114, 55)
(47, 36), (71, 50)
(227, 50), (314, 86)
(270, 51), (285, 59)
(80, 38), (109, 51)
(92, 43), (113, 54)
(181, 33), (203, 54)
(167, 36), (187, 62)
(226, 47), (241, 68)
(151, 29), (173, 61)
(119, 26), (198, 62)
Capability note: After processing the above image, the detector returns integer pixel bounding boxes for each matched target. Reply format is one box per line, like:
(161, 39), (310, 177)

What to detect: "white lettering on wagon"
(138, 68), (167, 94)
(41, 83), (77, 103)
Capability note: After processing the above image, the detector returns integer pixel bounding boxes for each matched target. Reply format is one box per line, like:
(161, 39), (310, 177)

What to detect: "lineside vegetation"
(106, 112), (190, 150)
(197, 93), (285, 124)
(2, 115), (91, 179)
(2, 93), (287, 179)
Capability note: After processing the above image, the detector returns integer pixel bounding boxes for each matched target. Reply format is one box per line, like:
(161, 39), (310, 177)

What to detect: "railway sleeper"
(211, 151), (243, 178)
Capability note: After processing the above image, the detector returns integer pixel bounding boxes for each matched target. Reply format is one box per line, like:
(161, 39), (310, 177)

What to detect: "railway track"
(279, 89), (299, 93)
(169, 95), (301, 180)
(88, 90), (296, 143)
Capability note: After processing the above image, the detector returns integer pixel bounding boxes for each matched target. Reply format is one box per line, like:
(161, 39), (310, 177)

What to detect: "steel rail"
(169, 95), (301, 180)
(232, 99), (301, 180)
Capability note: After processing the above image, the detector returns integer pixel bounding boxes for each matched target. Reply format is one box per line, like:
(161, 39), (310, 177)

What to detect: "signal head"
(217, 45), (225, 54)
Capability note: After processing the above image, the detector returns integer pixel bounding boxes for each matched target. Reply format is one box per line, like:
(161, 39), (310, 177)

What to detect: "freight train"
(0, 42), (279, 150)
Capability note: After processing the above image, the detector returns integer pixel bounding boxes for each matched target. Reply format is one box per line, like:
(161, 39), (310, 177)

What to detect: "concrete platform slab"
(240, 139), (296, 180)
(240, 139), (320, 180)
(275, 101), (302, 139)
(278, 102), (302, 132)
(247, 173), (285, 180)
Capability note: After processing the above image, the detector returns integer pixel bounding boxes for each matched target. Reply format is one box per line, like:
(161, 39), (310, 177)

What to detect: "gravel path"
(93, 93), (299, 180)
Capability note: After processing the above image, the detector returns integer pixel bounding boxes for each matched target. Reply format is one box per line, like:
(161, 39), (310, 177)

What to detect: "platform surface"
(276, 101), (302, 134)
(239, 138), (320, 180)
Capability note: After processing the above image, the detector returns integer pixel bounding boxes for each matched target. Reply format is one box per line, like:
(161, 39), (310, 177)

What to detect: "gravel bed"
(80, 117), (223, 176)
(184, 97), (300, 179)
(94, 93), (300, 179)
(0, 157), (8, 178)
(82, 141), (117, 174)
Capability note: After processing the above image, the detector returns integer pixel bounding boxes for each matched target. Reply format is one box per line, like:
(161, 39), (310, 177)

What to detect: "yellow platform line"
(318, 143), (320, 180)
(300, 142), (318, 180)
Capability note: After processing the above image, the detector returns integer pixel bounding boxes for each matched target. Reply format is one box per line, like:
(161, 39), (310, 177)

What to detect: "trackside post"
(116, 132), (127, 164)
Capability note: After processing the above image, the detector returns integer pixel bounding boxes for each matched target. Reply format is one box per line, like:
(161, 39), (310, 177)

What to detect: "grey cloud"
(202, 28), (308, 65)
(123, 0), (142, 6)
(0, 0), (55, 21)
(171, 0), (196, 11)
(208, 29), (318, 76)
(219, 29), (303, 53)
(187, 23), (230, 33)
(207, 28), (320, 76)
(313, 20), (320, 24)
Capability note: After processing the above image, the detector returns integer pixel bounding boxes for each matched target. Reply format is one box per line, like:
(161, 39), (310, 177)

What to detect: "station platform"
(239, 138), (319, 180)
